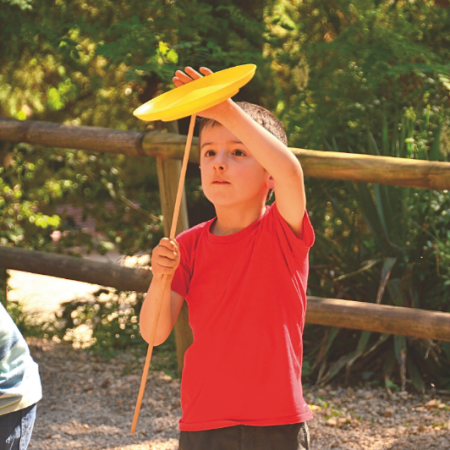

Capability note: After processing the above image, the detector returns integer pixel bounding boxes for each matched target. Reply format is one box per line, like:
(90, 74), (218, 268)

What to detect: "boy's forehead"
(200, 123), (243, 146)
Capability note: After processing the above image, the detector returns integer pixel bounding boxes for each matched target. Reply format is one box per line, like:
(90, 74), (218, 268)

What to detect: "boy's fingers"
(156, 258), (177, 269)
(164, 238), (178, 249)
(199, 67), (213, 76)
(173, 77), (184, 87)
(160, 237), (176, 249)
(173, 67), (212, 88)
(156, 246), (177, 260)
(175, 70), (194, 84)
(185, 66), (203, 80)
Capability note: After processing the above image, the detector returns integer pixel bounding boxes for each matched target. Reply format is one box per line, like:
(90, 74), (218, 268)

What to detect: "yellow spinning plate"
(133, 64), (256, 122)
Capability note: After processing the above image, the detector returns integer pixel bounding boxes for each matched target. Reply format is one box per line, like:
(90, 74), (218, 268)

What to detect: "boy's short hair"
(198, 101), (288, 146)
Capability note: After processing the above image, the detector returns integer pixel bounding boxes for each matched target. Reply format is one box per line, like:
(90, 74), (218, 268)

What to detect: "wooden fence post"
(155, 121), (194, 373)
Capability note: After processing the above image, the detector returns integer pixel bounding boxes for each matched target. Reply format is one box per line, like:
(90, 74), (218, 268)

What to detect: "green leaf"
(158, 41), (170, 55)
(376, 257), (397, 304)
(320, 352), (355, 386)
(345, 330), (372, 380)
(311, 327), (340, 374)
(407, 357), (425, 393)
(394, 335), (407, 390)
(334, 259), (381, 282)
(47, 88), (64, 111)
(363, 333), (391, 358)
(438, 74), (450, 92)
(386, 278), (405, 307)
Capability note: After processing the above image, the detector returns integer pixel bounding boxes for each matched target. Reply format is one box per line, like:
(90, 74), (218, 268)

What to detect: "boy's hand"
(151, 238), (180, 279)
(173, 66), (232, 122)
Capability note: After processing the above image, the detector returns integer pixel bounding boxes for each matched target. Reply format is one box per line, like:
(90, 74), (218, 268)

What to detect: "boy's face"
(199, 124), (273, 208)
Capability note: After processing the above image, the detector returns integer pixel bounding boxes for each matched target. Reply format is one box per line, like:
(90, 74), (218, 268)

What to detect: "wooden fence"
(1, 117), (450, 369)
(2, 118), (450, 189)
(1, 245), (450, 343)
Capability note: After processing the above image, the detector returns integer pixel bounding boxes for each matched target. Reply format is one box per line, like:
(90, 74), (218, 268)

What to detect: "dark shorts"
(0, 403), (37, 450)
(179, 422), (310, 450)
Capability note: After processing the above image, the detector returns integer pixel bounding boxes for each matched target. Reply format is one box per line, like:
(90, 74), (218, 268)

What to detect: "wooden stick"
(130, 114), (197, 433)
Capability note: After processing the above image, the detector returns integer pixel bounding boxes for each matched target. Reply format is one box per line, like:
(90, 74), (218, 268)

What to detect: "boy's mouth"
(213, 180), (230, 184)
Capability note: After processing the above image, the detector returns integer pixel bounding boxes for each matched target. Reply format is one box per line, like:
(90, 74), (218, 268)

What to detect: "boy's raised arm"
(174, 67), (306, 235)
(218, 101), (306, 235)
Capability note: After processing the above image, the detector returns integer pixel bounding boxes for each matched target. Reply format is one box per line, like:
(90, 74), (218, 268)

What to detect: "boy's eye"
(204, 150), (215, 157)
(233, 150), (246, 156)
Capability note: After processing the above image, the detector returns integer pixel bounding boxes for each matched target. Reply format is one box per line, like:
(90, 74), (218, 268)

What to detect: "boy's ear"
(267, 174), (275, 190)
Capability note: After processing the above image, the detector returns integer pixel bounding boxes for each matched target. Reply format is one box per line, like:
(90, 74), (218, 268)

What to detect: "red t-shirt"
(171, 202), (314, 431)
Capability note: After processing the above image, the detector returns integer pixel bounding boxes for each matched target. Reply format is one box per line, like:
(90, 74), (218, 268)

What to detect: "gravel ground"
(28, 338), (450, 450)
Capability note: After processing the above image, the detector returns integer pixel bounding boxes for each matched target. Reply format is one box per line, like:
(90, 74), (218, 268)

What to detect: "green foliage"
(304, 114), (450, 390)
(48, 289), (145, 357)
(1, 299), (46, 338)
(47, 288), (177, 375)
(0, 141), (164, 254)
(1, 269), (47, 337)
(268, 0), (450, 155)
(0, 270), (7, 306)
(0, 0), (276, 253)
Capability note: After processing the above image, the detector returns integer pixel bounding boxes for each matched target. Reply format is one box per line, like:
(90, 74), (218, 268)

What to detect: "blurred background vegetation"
(1, 0), (449, 390)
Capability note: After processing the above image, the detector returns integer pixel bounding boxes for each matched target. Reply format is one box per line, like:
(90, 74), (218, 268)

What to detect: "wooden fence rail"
(0, 246), (152, 293)
(1, 245), (450, 343)
(2, 118), (450, 190)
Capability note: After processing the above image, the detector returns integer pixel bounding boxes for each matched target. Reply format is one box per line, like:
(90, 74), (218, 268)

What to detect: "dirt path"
(29, 339), (180, 450)
(28, 338), (449, 450)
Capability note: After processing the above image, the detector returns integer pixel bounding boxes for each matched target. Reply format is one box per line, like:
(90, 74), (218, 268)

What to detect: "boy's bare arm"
(219, 101), (306, 234)
(139, 238), (184, 346)
(174, 67), (306, 235)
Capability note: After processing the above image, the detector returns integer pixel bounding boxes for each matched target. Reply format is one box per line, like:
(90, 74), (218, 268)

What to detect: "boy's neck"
(211, 202), (268, 236)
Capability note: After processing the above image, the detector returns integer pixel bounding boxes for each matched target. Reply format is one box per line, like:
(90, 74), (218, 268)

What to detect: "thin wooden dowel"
(130, 114), (197, 433)
(169, 115), (196, 241)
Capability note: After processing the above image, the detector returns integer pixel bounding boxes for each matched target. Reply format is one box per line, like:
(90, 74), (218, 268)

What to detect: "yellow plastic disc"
(133, 64), (256, 122)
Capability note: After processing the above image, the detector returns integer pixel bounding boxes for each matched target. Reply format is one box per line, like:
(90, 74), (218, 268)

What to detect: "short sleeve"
(271, 202), (315, 250)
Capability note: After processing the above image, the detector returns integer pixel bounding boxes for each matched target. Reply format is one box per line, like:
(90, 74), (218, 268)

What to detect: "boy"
(140, 67), (314, 450)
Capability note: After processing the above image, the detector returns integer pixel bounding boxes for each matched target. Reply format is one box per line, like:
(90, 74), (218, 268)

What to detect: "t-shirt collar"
(206, 205), (271, 244)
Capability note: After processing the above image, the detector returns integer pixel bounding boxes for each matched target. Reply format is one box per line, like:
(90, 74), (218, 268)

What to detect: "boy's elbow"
(153, 335), (168, 347)
(277, 164), (304, 192)
(289, 161), (304, 182)
(139, 325), (169, 346)
(139, 326), (152, 345)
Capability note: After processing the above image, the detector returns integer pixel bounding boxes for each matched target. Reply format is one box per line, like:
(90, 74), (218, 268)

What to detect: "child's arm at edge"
(139, 238), (184, 346)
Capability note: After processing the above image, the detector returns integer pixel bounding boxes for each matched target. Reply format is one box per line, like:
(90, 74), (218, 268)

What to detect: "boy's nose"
(213, 161), (226, 171)
(213, 154), (227, 171)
